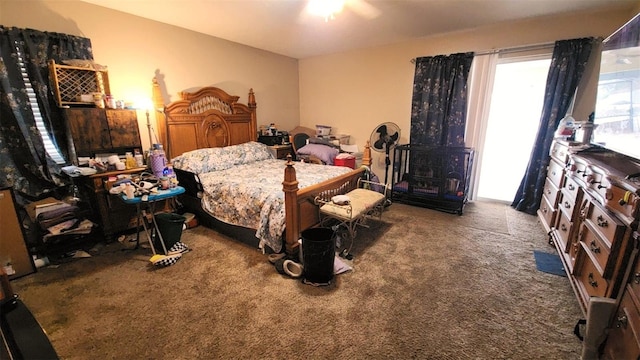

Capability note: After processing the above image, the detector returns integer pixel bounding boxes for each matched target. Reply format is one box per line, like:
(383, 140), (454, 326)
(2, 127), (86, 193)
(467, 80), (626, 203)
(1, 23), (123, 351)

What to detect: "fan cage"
(370, 122), (401, 152)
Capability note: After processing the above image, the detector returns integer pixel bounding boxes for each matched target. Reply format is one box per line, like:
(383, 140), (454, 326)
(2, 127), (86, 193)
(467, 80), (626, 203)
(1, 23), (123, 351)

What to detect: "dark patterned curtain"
(512, 38), (595, 214)
(0, 26), (93, 199)
(410, 52), (474, 146)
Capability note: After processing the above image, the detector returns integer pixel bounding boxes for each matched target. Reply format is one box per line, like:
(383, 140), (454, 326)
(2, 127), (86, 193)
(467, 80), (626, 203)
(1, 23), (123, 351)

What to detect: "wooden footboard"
(282, 142), (372, 255)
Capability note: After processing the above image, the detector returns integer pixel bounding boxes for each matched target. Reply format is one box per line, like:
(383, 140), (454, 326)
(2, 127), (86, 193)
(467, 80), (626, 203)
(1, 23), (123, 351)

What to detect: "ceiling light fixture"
(307, 0), (344, 22)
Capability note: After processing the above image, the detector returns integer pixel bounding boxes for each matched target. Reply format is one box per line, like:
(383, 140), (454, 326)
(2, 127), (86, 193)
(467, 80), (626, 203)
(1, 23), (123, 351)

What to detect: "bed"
(157, 84), (371, 255)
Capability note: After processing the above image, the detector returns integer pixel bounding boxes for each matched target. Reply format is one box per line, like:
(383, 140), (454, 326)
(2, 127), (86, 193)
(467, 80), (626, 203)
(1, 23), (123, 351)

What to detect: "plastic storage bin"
(334, 155), (356, 169)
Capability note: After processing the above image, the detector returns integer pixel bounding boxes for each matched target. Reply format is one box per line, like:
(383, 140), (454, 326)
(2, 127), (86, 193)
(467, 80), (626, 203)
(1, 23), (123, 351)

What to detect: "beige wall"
(1, 0), (300, 151)
(299, 7), (638, 176)
(2, 1), (638, 178)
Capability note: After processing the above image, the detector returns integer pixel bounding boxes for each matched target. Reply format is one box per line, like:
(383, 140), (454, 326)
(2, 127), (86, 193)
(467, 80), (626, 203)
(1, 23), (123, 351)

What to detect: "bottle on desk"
(134, 148), (144, 167)
(125, 152), (136, 169)
(149, 144), (167, 178)
(163, 163), (178, 188)
(124, 183), (135, 199)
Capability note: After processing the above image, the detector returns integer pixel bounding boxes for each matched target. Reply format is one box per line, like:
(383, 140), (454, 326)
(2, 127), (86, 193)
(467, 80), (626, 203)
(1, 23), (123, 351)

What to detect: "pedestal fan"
(369, 122), (401, 185)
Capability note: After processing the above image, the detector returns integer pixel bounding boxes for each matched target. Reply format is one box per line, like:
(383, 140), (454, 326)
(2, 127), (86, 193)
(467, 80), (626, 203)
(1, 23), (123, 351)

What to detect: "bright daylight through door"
(477, 58), (551, 202)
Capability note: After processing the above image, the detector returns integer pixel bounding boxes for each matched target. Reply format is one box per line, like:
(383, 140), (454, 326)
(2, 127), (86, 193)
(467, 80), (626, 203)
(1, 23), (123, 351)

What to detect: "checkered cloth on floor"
(168, 241), (190, 255)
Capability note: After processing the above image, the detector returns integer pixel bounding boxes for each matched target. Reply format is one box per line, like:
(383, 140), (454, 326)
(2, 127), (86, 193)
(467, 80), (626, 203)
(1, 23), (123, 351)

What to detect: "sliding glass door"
(466, 52), (551, 202)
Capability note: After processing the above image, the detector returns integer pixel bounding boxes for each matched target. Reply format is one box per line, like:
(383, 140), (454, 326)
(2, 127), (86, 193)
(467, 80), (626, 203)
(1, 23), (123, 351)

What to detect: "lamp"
(145, 107), (154, 151)
(307, 0), (344, 21)
(138, 98), (158, 150)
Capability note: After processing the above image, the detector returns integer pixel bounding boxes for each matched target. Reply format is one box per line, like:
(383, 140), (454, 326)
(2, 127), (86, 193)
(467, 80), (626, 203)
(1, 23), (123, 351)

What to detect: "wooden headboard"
(161, 86), (257, 159)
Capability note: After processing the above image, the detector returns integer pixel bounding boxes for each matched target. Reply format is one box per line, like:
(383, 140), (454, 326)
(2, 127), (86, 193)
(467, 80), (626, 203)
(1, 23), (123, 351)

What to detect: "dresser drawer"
(569, 158), (590, 185)
(563, 176), (581, 202)
(555, 210), (573, 253)
(575, 242), (609, 298)
(584, 200), (626, 248)
(542, 177), (560, 208)
(578, 221), (611, 277)
(538, 194), (558, 232)
(550, 141), (570, 164)
(604, 184), (640, 223)
(602, 289), (640, 360)
(547, 159), (566, 189)
(558, 189), (578, 220)
(629, 256), (640, 303)
(567, 233), (580, 272)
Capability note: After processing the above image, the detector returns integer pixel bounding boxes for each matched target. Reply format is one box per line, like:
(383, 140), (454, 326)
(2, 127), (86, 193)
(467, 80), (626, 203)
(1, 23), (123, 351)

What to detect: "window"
(466, 45), (553, 202)
(15, 45), (67, 165)
(477, 56), (551, 202)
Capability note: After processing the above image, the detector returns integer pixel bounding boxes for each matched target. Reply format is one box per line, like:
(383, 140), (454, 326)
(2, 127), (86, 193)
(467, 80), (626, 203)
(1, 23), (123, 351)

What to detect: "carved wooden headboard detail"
(161, 85), (257, 160)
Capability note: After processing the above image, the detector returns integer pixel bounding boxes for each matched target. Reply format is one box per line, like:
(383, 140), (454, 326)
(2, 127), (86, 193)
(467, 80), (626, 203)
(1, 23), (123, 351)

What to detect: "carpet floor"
(11, 200), (583, 359)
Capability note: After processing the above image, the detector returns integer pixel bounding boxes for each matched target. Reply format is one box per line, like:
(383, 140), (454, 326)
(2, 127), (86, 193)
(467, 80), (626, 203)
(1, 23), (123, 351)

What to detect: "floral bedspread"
(198, 159), (352, 253)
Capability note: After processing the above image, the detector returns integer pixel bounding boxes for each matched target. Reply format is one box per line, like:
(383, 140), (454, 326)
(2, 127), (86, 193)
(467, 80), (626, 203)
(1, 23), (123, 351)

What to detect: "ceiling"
(81, 0), (637, 59)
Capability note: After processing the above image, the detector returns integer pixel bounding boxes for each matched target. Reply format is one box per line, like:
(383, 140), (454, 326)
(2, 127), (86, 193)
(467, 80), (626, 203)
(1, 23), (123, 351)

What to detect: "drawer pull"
(561, 224), (568, 232)
(588, 273), (598, 288)
(596, 215), (608, 228)
(616, 315), (628, 329)
(634, 272), (640, 284)
(597, 184), (606, 189)
(542, 207), (548, 214)
(564, 201), (571, 209)
(606, 190), (614, 200)
(568, 184), (575, 191)
(589, 240), (601, 254)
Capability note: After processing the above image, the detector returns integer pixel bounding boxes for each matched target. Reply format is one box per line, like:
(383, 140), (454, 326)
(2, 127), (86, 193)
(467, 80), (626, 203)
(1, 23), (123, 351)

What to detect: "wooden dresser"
(538, 141), (640, 357)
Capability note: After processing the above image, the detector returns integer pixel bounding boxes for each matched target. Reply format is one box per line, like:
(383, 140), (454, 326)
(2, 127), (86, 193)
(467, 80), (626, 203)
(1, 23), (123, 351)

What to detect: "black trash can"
(154, 213), (186, 254)
(301, 227), (335, 284)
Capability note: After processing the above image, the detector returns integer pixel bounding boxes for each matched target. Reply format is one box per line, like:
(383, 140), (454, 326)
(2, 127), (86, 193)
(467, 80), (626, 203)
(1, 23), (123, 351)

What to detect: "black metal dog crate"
(391, 145), (475, 215)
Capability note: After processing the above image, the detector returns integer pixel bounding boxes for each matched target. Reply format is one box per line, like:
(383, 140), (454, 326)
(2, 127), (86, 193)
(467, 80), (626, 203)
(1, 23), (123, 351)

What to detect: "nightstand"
(269, 144), (293, 159)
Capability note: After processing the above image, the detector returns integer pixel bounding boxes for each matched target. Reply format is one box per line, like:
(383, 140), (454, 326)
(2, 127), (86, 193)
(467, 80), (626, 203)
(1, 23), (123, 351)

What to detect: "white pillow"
(332, 195), (350, 205)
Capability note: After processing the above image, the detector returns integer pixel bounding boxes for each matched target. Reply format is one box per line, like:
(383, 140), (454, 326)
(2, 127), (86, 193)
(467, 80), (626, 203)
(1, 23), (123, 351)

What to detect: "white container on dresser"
(538, 140), (640, 358)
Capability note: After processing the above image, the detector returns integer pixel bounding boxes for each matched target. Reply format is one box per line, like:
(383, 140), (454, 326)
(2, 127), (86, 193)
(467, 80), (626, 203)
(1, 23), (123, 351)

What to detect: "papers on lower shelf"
(47, 219), (78, 235)
(43, 219), (95, 242)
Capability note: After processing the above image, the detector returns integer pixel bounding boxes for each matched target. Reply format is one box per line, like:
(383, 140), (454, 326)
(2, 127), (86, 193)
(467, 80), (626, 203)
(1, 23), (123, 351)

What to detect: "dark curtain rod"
(410, 42), (554, 64)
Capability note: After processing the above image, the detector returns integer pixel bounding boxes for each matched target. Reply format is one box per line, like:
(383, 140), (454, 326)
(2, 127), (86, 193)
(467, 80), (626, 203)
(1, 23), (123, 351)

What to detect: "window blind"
(15, 45), (67, 165)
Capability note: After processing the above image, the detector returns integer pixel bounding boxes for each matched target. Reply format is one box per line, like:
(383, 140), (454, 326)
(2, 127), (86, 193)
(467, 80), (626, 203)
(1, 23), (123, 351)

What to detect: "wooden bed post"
(362, 141), (372, 167)
(282, 154), (300, 255)
(248, 89), (257, 142)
